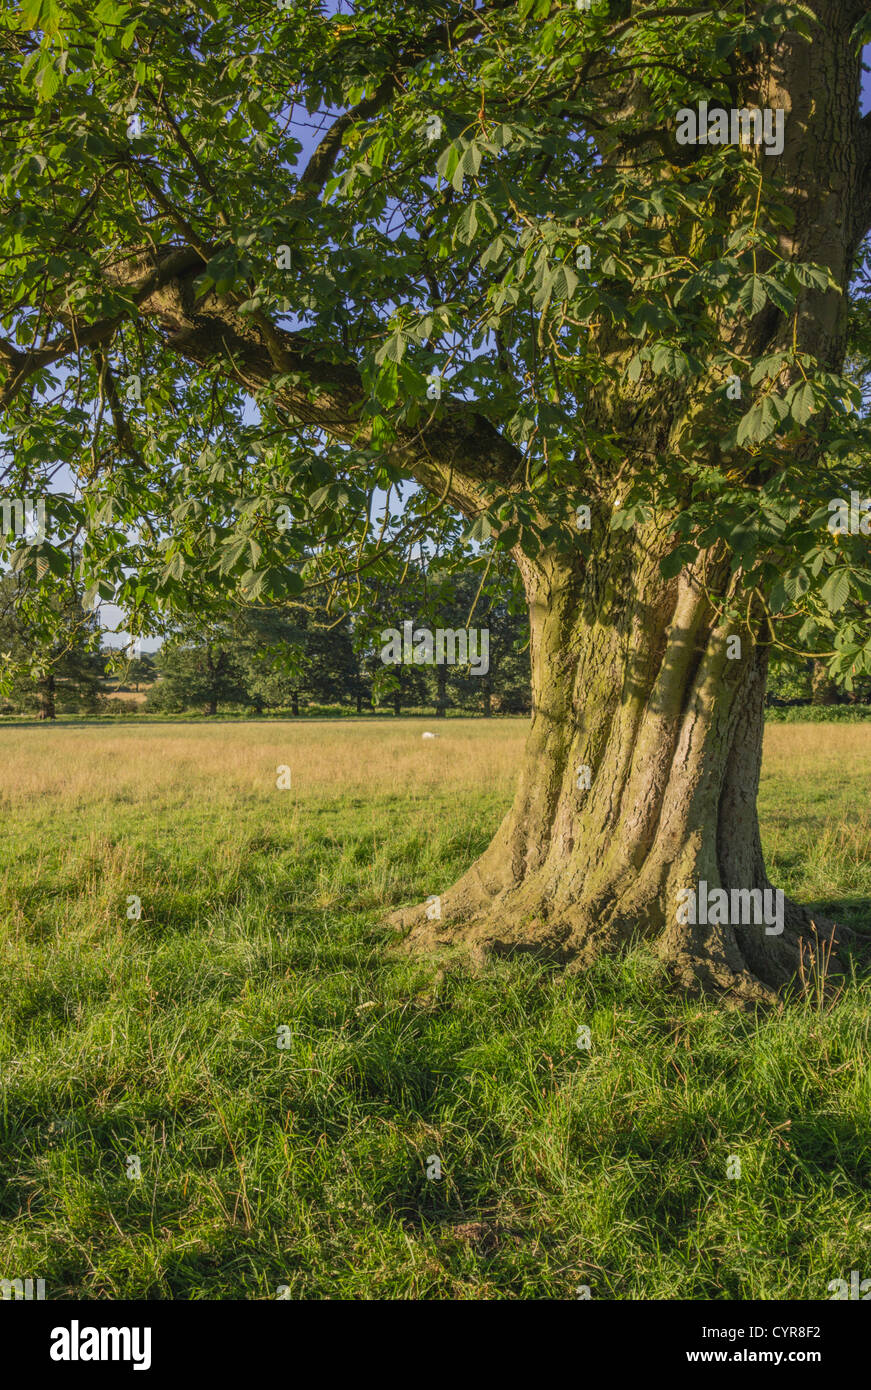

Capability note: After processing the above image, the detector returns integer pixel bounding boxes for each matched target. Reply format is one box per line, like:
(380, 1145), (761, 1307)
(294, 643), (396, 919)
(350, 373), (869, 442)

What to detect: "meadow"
(0, 718), (869, 1300)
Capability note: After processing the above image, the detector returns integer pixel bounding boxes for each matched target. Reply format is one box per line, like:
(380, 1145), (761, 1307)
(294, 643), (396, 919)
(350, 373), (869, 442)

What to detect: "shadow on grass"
(809, 896), (871, 935)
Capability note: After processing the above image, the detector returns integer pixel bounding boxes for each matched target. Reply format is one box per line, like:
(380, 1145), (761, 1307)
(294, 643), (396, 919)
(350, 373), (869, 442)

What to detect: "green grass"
(0, 719), (869, 1299)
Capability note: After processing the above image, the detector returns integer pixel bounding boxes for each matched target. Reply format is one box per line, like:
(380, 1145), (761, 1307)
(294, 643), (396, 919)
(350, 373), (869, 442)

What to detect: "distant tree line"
(767, 658), (871, 708)
(4, 562), (869, 720)
(0, 564), (533, 718)
(146, 565), (532, 717)
(0, 571), (103, 717)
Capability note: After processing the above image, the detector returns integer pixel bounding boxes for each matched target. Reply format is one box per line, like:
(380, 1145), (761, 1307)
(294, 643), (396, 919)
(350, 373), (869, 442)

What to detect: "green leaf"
(782, 568), (810, 601)
(820, 568), (850, 614)
(239, 569), (266, 602)
(738, 276), (767, 317)
(217, 536), (248, 576)
(551, 262), (579, 302)
(18, 0), (45, 25)
(758, 274), (795, 314)
(630, 303), (670, 338)
(750, 351), (791, 386)
(786, 379), (815, 425)
(368, 134), (389, 169)
(39, 543), (69, 577)
(788, 262), (831, 290)
(518, 527), (541, 558)
(627, 352), (647, 382)
(660, 544), (697, 580)
(651, 343), (691, 378)
(466, 514), (493, 542)
(435, 141), (461, 187)
(375, 330), (406, 366)
(94, 0), (130, 24)
(460, 142), (483, 185)
(852, 11), (871, 48)
(715, 30), (740, 58)
(456, 202), (477, 244)
(736, 393), (789, 445)
(480, 235), (506, 269)
(33, 56), (61, 103)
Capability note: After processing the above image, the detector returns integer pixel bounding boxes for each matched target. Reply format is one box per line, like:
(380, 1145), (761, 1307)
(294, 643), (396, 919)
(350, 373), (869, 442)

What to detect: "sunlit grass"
(0, 718), (868, 1299)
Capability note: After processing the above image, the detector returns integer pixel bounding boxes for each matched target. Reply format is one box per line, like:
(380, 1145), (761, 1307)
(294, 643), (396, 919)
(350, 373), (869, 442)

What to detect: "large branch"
(0, 246), (205, 411)
(0, 2), (526, 517)
(95, 244), (524, 519)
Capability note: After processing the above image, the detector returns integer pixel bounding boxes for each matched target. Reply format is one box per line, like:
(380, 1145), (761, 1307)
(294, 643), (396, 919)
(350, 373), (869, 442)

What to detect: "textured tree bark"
(811, 660), (840, 706)
(435, 663), (448, 718)
(392, 532), (849, 1002)
(37, 672), (56, 721)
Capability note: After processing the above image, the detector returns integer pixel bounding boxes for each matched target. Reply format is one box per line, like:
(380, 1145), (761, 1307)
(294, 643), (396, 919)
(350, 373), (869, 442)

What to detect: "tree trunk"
(204, 647), (219, 716)
(435, 663), (447, 718)
(393, 538), (848, 1002)
(37, 672), (56, 720)
(291, 690), (300, 717)
(393, 691), (401, 716)
(811, 660), (840, 706)
(482, 675), (492, 718)
(392, 10), (862, 999)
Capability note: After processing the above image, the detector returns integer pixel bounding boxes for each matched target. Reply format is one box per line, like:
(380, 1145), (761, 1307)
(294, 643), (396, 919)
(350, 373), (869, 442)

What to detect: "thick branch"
(41, 243), (524, 520)
(0, 246), (205, 410)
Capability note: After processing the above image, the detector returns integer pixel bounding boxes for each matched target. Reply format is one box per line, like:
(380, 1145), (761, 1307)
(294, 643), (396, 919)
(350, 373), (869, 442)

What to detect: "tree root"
(388, 880), (855, 1006)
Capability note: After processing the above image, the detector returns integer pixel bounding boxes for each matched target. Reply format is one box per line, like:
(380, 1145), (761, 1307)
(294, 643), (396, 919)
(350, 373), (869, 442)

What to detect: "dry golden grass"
(1, 714), (869, 801)
(762, 719), (871, 767)
(1, 717), (869, 847)
(0, 717), (526, 815)
(1, 717), (869, 922)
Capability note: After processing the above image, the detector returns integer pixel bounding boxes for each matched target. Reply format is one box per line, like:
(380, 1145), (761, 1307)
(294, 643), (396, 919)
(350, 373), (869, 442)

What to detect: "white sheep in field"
(421, 731), (439, 739)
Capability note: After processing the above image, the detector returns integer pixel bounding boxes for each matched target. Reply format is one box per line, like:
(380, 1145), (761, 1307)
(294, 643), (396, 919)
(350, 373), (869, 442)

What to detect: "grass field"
(1, 718), (869, 1300)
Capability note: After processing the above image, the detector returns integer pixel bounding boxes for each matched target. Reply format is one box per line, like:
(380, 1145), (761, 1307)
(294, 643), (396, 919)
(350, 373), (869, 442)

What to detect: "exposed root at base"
(388, 886), (854, 1006)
